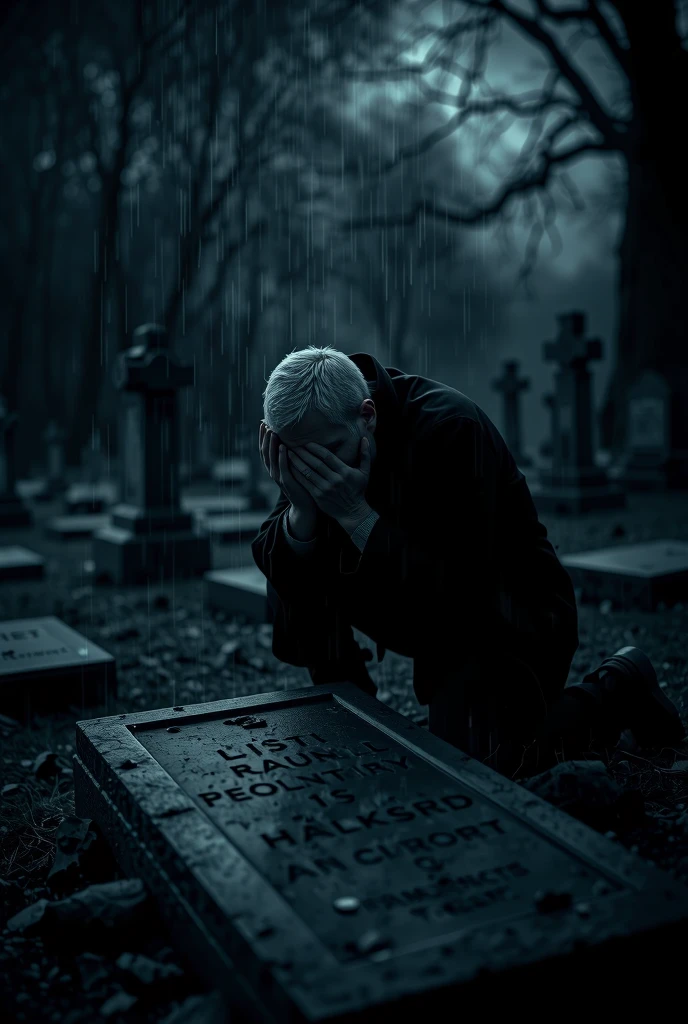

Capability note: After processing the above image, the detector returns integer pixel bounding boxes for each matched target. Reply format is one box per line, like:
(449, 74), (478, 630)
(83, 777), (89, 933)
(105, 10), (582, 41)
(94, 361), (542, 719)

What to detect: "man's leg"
(429, 647), (685, 780)
(266, 580), (376, 694)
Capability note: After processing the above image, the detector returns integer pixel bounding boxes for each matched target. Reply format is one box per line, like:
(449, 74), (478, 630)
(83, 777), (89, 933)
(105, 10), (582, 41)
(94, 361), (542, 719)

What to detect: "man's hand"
(258, 421), (318, 519)
(286, 438), (372, 526)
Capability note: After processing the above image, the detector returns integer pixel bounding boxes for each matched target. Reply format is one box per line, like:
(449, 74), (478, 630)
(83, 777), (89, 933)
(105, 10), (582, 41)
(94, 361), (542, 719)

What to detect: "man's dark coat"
(252, 352), (579, 706)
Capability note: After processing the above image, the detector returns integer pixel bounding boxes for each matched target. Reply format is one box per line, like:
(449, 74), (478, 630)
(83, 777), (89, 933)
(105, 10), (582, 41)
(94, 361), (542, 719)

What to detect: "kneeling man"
(252, 346), (684, 779)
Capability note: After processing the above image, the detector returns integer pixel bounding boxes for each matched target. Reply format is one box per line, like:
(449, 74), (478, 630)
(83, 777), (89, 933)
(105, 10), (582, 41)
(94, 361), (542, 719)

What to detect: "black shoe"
(573, 647), (685, 748)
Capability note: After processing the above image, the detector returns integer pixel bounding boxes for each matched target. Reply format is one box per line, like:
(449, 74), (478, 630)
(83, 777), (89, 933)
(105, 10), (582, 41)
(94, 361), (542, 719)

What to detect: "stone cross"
(94, 322), (211, 583)
(492, 360), (531, 466)
(114, 322), (192, 516)
(0, 397), (32, 527)
(43, 421), (67, 489)
(542, 312), (603, 483)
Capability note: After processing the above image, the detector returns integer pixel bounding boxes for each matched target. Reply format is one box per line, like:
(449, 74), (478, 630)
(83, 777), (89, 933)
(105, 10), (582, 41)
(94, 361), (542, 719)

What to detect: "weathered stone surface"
(0, 616), (116, 718)
(0, 546), (45, 582)
(562, 539), (688, 610)
(199, 511), (267, 544)
(64, 482), (116, 515)
(204, 567), (270, 622)
(74, 686), (688, 1020)
(46, 514), (109, 539)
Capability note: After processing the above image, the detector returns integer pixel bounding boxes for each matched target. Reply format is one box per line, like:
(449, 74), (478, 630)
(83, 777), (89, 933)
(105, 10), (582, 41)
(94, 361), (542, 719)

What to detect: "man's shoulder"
(397, 372), (486, 441)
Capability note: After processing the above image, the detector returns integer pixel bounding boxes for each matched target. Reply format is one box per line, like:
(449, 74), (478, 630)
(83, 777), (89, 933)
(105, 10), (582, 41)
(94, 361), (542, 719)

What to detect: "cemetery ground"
(2, 491), (688, 1023)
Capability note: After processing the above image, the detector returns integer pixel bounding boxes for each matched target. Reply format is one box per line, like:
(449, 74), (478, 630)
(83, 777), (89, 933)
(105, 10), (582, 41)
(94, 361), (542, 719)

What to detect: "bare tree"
(330, 0), (688, 455)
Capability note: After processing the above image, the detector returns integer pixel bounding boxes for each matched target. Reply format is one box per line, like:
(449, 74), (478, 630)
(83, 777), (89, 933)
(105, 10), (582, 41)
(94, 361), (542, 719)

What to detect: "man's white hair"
(262, 346), (373, 436)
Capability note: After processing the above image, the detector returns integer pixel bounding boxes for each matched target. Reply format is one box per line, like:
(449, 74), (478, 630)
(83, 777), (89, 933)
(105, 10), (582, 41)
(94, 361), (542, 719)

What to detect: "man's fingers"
(291, 447), (330, 484)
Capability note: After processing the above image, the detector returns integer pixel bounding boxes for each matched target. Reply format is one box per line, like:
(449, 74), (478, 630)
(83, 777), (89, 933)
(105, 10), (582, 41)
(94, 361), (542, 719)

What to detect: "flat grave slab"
(211, 458), (250, 485)
(200, 511), (267, 544)
(181, 494), (250, 518)
(0, 546), (45, 582)
(64, 482), (117, 514)
(45, 514), (109, 539)
(562, 539), (688, 610)
(1, 616), (116, 719)
(205, 567), (270, 622)
(74, 686), (688, 1020)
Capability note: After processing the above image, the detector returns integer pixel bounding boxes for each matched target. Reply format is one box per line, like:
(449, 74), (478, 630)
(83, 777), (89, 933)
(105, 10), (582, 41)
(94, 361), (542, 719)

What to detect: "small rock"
(599, 600), (613, 615)
(7, 879), (149, 937)
(33, 751), (59, 781)
(333, 896), (360, 914)
(161, 992), (226, 1024)
(100, 990), (138, 1018)
(116, 951), (184, 988)
(0, 713), (20, 729)
(2, 783), (20, 797)
(48, 815), (98, 883)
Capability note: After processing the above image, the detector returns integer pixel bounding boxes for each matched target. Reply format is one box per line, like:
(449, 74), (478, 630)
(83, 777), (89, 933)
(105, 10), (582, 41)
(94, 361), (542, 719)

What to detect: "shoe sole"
(604, 647), (685, 747)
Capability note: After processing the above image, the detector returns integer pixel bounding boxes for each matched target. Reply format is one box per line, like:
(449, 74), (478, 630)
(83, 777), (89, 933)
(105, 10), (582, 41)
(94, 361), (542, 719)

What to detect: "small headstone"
(181, 494), (250, 519)
(64, 482), (116, 515)
(535, 312), (625, 514)
(210, 457), (250, 486)
(46, 514), (109, 539)
(0, 616), (116, 718)
(618, 371), (671, 490)
(0, 396), (32, 527)
(200, 511), (268, 545)
(492, 361), (531, 467)
(34, 421), (68, 500)
(93, 323), (211, 584)
(74, 687), (688, 1018)
(205, 567), (271, 622)
(0, 546), (45, 582)
(562, 539), (688, 611)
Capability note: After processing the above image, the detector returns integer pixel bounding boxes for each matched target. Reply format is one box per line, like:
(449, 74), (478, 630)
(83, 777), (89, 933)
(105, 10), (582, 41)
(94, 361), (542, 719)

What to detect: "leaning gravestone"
(561, 539), (688, 611)
(618, 371), (671, 491)
(200, 511), (268, 545)
(536, 312), (625, 514)
(205, 566), (271, 622)
(0, 396), (32, 527)
(93, 323), (211, 585)
(1, 616), (116, 719)
(46, 514), (109, 539)
(492, 361), (531, 467)
(0, 546), (45, 582)
(74, 684), (688, 1019)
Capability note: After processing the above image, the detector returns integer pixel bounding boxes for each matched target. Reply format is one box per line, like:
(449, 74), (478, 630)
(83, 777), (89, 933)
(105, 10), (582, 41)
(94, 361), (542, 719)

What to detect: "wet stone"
(74, 686), (688, 1019)
(0, 616), (116, 719)
(0, 546), (45, 582)
(205, 566), (271, 623)
(562, 539), (688, 611)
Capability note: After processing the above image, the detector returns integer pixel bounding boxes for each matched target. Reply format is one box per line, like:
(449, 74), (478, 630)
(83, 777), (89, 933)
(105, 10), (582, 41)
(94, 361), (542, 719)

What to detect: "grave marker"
(200, 511), (268, 545)
(561, 539), (688, 611)
(1, 616), (115, 719)
(205, 566), (271, 621)
(93, 323), (211, 584)
(46, 514), (109, 539)
(75, 685), (688, 1019)
(64, 482), (116, 515)
(536, 312), (625, 514)
(0, 396), (32, 527)
(0, 546), (45, 582)
(492, 361), (531, 467)
(618, 371), (671, 490)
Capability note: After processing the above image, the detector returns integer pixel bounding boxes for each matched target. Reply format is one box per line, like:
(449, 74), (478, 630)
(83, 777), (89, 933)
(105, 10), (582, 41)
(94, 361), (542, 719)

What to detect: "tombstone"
(535, 312), (625, 514)
(492, 361), (531, 467)
(200, 510), (268, 545)
(181, 493), (250, 519)
(205, 567), (271, 622)
(561, 539), (688, 611)
(34, 421), (68, 501)
(0, 396), (32, 527)
(46, 514), (109, 539)
(74, 685), (688, 1018)
(0, 546), (45, 582)
(93, 323), (211, 584)
(211, 456), (250, 486)
(617, 371), (672, 490)
(63, 482), (116, 515)
(0, 616), (115, 719)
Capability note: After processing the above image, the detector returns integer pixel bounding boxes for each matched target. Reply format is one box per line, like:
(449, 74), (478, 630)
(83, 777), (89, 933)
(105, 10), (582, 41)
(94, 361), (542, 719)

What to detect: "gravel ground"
(1, 490), (688, 1022)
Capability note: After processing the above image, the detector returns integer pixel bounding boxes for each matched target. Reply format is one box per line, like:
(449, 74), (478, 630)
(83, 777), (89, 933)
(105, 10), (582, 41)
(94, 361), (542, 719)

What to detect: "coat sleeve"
(251, 491), (327, 603)
(338, 416), (500, 628)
